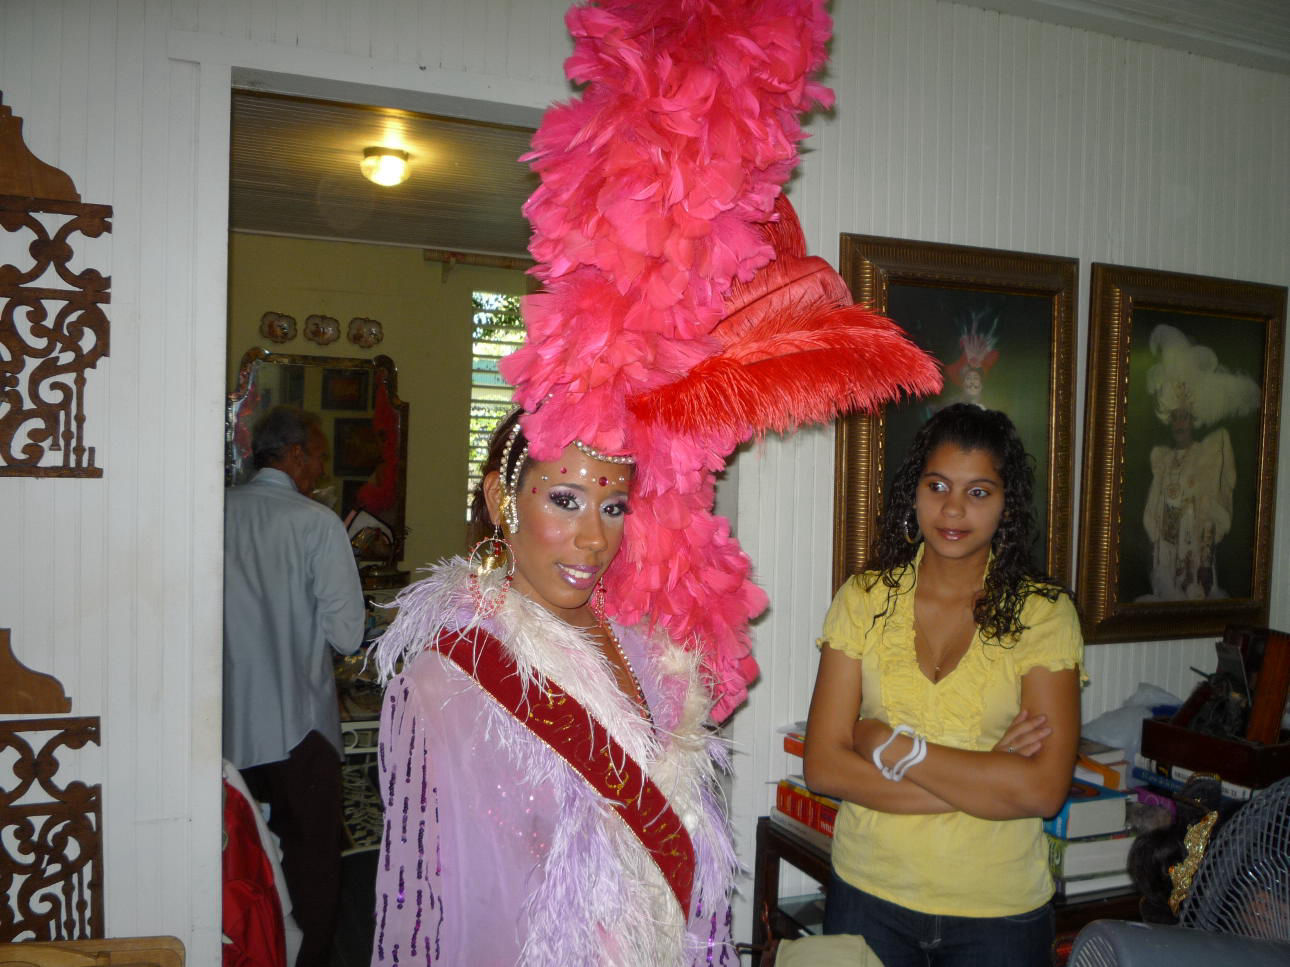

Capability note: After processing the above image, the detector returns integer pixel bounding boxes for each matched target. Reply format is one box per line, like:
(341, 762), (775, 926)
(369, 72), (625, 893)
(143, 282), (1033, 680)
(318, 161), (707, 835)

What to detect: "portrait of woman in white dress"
(1137, 324), (1260, 602)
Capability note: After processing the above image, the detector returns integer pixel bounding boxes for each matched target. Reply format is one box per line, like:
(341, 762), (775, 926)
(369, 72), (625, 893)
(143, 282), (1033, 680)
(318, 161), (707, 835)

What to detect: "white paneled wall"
(1, 2), (218, 952)
(729, 0), (1290, 938)
(1, 0), (1287, 957)
(0, 1), (570, 961)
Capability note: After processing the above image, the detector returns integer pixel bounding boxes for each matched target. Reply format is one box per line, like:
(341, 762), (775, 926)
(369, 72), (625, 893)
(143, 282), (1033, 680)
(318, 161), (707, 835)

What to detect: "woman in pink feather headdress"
(368, 2), (939, 964)
(371, 409), (739, 966)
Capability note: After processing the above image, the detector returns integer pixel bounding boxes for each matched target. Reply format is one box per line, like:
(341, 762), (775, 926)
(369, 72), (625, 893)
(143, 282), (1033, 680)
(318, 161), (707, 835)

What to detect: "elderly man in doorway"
(224, 405), (365, 967)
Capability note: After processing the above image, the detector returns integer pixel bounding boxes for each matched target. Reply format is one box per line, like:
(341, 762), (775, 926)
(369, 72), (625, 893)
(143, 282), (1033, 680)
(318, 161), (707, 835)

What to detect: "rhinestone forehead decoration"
(572, 439), (634, 465)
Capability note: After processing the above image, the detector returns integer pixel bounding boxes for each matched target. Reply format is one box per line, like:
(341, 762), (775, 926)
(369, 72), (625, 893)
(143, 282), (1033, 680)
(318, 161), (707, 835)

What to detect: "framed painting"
(321, 367), (371, 410)
(282, 364), (305, 407)
(1077, 264), (1285, 642)
(333, 417), (383, 478)
(834, 235), (1078, 591)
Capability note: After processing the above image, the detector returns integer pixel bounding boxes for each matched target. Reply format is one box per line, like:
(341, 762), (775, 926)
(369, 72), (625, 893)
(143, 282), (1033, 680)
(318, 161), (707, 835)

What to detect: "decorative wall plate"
(304, 313), (340, 345)
(259, 311), (296, 343)
(348, 316), (383, 348)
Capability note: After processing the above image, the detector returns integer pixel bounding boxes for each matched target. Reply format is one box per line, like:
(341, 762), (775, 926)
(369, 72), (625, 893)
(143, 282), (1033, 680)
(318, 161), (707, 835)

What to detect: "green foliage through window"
(468, 292), (525, 517)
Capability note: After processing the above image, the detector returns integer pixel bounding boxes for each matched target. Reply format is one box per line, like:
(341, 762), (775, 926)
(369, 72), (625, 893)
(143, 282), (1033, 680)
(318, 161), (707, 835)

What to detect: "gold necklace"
(913, 606), (974, 682)
(598, 619), (654, 728)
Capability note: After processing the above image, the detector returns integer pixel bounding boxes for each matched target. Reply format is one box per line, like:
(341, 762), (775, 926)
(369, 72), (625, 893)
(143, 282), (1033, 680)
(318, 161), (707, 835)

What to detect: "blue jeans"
(823, 871), (1055, 967)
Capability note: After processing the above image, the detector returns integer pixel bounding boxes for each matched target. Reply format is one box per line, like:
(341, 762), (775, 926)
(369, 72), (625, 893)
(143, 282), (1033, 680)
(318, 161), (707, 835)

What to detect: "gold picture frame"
(834, 235), (1078, 592)
(1077, 264), (1285, 642)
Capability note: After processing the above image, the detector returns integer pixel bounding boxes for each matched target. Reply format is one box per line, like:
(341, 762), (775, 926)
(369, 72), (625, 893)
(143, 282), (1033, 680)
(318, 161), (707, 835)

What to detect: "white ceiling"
(228, 1), (1287, 258)
(948, 0), (1290, 75)
(229, 90), (538, 258)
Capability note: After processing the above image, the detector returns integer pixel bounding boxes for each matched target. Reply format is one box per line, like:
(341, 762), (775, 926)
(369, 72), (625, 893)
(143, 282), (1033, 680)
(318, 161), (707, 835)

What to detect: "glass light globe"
(360, 148), (410, 187)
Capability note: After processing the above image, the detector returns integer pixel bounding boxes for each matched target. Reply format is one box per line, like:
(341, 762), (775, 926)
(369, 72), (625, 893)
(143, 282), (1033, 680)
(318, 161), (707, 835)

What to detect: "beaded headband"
(573, 439), (634, 465)
(495, 421), (528, 533)
(494, 418), (635, 533)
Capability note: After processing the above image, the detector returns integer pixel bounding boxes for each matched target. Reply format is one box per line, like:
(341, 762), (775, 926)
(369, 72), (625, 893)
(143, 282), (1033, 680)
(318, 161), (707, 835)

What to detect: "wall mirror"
(226, 347), (409, 587)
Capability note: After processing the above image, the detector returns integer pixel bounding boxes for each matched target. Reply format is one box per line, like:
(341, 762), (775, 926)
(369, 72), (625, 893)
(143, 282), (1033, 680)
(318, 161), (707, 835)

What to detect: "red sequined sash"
(435, 626), (696, 915)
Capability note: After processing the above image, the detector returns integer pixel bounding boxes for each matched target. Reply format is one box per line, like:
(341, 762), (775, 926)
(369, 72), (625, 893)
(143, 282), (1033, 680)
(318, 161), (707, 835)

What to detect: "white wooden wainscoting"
(729, 0), (1290, 930)
(1, 0), (1288, 958)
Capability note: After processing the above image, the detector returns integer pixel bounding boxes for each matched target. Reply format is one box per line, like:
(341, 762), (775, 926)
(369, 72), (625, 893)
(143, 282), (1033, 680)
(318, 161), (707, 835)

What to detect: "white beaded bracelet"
(890, 733), (927, 781)
(872, 724), (919, 781)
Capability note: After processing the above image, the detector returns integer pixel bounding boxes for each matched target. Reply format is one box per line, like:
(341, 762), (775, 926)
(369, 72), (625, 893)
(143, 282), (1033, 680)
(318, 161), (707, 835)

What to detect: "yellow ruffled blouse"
(818, 550), (1084, 918)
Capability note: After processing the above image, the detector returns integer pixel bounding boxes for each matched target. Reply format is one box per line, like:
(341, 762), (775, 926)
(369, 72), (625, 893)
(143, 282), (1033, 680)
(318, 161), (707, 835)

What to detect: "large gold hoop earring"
(903, 512), (921, 545)
(468, 526), (515, 617)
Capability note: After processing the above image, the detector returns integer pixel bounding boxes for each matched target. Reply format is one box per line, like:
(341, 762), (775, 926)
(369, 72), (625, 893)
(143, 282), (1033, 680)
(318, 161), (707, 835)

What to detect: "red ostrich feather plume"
(629, 195), (942, 448)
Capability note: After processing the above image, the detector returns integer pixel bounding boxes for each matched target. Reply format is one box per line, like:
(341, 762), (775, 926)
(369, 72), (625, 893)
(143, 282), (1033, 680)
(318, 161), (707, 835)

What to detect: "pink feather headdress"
(500, 0), (941, 720)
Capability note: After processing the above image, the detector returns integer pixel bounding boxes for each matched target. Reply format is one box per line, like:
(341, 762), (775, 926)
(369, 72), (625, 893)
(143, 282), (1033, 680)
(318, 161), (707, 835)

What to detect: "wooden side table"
(751, 816), (831, 959)
(751, 815), (1141, 966)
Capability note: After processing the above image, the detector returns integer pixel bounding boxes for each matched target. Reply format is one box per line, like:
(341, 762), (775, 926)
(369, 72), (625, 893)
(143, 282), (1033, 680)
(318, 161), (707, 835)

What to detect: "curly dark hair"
(868, 403), (1066, 643)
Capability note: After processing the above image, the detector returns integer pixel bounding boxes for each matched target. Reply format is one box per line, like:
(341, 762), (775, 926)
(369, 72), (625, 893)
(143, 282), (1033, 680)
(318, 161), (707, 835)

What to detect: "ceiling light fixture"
(360, 147), (410, 187)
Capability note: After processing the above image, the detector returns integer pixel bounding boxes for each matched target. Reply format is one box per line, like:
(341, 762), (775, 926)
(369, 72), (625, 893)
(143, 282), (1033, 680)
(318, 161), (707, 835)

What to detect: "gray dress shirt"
(223, 468), (365, 768)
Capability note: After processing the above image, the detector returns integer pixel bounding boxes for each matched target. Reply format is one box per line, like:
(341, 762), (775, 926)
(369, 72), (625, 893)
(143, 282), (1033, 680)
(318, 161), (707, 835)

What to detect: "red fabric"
(355, 378), (398, 516)
(223, 779), (286, 967)
(436, 625), (697, 914)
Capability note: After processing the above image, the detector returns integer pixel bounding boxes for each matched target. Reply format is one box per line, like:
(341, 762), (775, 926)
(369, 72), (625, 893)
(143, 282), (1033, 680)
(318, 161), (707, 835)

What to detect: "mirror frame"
(226, 347), (410, 578)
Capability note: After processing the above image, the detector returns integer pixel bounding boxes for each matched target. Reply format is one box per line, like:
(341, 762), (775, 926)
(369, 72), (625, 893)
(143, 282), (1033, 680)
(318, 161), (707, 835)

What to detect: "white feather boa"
(372, 559), (738, 967)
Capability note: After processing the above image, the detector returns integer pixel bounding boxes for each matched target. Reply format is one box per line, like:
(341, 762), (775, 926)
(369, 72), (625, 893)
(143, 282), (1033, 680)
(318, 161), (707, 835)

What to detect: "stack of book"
(772, 774), (838, 851)
(1130, 751), (1258, 804)
(1075, 738), (1129, 790)
(1046, 829), (1136, 898)
(1043, 778), (1133, 898)
(772, 722), (837, 850)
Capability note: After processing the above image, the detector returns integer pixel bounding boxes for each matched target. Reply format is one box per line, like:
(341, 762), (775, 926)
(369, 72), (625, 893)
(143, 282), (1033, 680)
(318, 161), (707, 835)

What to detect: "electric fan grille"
(1068, 931), (1117, 967)
(1178, 775), (1290, 942)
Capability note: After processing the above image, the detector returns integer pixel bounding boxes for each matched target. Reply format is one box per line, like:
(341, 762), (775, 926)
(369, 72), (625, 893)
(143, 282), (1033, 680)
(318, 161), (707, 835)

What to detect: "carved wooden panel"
(0, 935), (184, 966)
(0, 718), (103, 941)
(0, 630), (71, 714)
(0, 94), (111, 477)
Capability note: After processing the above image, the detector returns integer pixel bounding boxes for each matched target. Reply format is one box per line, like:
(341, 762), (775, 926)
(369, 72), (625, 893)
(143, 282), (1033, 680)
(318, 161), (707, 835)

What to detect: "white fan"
(1068, 775), (1290, 967)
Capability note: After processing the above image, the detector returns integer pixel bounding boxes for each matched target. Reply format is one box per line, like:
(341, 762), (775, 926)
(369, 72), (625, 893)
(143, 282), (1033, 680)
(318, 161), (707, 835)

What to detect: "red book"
(780, 722), (808, 757)
(776, 778), (838, 837)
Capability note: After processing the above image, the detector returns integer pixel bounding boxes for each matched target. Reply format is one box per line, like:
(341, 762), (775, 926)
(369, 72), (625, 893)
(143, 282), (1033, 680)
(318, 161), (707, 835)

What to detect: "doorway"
(223, 82), (538, 966)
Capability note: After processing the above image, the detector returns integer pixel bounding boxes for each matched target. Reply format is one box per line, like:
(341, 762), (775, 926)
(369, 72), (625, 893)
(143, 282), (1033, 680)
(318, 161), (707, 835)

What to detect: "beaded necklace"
(598, 619), (654, 729)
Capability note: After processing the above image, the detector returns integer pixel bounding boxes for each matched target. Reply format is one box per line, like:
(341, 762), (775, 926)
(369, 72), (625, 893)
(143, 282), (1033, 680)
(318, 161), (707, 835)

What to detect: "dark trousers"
(241, 730), (344, 967)
(824, 871), (1055, 967)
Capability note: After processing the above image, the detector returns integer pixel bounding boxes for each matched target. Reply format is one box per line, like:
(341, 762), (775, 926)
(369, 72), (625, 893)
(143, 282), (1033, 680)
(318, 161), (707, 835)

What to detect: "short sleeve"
(1015, 590), (1084, 679)
(817, 576), (874, 661)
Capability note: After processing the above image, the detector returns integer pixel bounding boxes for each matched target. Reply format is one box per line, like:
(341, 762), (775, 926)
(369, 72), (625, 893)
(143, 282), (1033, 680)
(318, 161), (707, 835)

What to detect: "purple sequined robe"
(369, 561), (738, 967)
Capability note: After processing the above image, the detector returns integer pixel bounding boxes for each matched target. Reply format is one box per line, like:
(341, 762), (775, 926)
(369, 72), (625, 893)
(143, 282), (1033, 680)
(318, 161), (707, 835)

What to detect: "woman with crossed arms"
(805, 404), (1083, 966)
